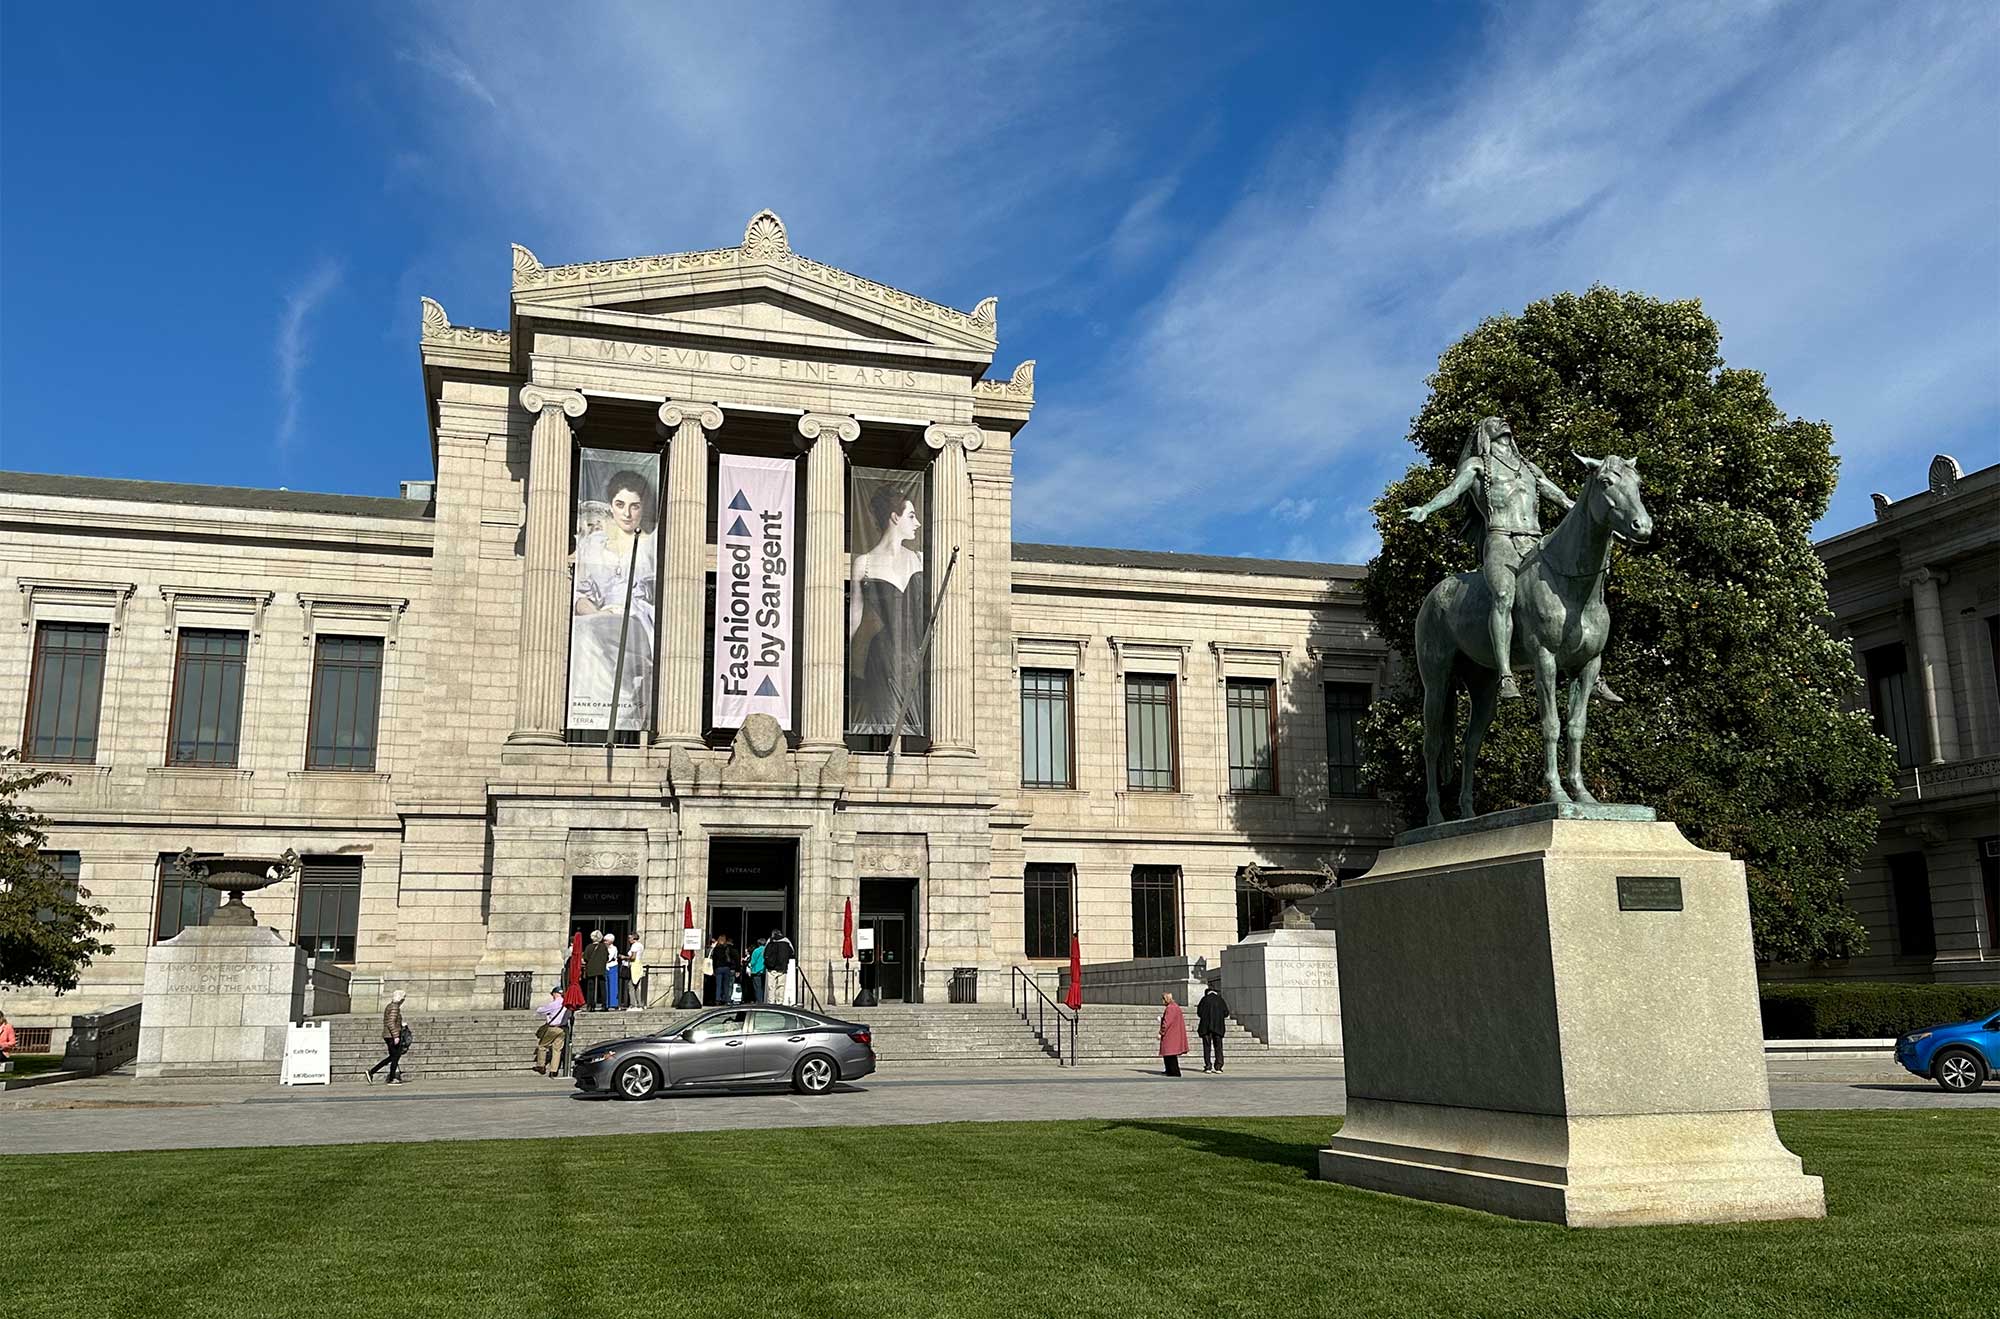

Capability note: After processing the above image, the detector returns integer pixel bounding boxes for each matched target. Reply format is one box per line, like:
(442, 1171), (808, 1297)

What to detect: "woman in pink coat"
(1158, 992), (1189, 1077)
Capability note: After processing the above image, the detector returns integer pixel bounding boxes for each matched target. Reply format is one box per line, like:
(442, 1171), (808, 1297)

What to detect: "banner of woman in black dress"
(847, 467), (928, 736)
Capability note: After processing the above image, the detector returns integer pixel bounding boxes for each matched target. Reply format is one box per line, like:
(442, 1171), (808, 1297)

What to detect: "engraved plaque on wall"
(1617, 876), (1683, 911)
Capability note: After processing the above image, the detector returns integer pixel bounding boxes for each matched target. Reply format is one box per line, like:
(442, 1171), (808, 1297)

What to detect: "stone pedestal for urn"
(1221, 866), (1342, 1051)
(1317, 806), (1824, 1227)
(135, 850), (307, 1079)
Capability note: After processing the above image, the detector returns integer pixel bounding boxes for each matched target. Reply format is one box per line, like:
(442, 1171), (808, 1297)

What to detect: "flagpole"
(605, 523), (642, 781)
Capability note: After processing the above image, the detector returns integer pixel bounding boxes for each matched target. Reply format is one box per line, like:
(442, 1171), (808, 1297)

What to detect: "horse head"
(1573, 452), (1653, 545)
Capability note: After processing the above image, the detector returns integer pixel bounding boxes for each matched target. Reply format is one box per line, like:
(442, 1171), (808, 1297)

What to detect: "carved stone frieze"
(420, 295), (510, 348)
(724, 714), (791, 784)
(857, 834), (928, 879)
(973, 359), (1036, 401)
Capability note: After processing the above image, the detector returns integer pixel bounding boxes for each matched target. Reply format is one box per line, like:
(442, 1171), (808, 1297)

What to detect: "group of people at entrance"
(579, 930), (646, 1011)
(1157, 985), (1231, 1076)
(705, 930), (797, 1006)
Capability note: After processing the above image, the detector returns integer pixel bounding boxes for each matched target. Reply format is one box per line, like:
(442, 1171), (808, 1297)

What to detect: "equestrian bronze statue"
(1403, 418), (1653, 825)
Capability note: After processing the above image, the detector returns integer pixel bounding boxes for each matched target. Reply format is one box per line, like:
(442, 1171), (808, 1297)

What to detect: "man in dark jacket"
(582, 930), (610, 1011)
(1196, 984), (1230, 1073)
(764, 929), (797, 1005)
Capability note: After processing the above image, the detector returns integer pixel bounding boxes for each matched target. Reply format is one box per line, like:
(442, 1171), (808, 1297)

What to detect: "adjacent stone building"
(1793, 454), (2000, 983)
(4, 211), (1393, 1019)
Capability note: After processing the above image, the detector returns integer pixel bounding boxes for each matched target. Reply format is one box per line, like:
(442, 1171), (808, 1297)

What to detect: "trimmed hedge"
(1760, 981), (2000, 1039)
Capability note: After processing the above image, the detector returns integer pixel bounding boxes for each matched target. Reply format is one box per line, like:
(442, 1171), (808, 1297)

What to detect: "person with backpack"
(532, 987), (569, 1075)
(369, 990), (410, 1084)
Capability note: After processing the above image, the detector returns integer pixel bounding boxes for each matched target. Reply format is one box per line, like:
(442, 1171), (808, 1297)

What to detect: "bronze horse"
(1414, 453), (1652, 825)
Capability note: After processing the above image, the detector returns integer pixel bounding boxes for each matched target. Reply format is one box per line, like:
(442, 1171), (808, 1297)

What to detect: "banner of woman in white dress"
(847, 466), (928, 736)
(711, 453), (796, 729)
(568, 449), (659, 732)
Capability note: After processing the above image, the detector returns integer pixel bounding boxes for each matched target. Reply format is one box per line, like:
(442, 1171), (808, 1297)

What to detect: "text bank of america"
(3, 211), (1393, 1016)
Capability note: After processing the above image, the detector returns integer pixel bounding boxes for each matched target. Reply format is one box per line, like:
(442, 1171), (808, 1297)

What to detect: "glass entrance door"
(864, 914), (908, 1001)
(570, 876), (637, 949)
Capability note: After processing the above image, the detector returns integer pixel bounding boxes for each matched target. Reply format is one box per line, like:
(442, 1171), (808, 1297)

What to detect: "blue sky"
(2, 1), (1994, 561)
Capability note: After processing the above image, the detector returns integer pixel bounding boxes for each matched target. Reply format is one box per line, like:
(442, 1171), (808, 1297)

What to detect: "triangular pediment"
(509, 210), (998, 355)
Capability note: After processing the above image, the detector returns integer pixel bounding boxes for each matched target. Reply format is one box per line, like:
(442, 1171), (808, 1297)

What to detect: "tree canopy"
(1, 750), (115, 992)
(1360, 287), (1897, 964)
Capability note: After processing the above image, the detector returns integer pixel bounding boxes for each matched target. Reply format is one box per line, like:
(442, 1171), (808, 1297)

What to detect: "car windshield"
(647, 1012), (708, 1039)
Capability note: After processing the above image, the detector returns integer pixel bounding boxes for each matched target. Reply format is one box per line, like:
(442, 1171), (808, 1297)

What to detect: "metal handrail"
(1009, 966), (1078, 1066)
(795, 966), (825, 1015)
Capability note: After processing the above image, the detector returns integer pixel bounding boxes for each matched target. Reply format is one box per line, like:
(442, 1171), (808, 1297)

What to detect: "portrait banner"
(847, 466), (928, 736)
(567, 448), (660, 732)
(712, 453), (796, 730)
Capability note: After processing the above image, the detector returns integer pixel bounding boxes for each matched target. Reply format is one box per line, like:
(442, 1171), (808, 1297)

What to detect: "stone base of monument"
(1317, 804), (1824, 1227)
(135, 925), (308, 1079)
(1220, 928), (1342, 1051)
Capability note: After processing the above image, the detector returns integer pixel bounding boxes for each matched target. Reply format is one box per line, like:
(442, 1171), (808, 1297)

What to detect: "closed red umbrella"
(562, 931), (585, 1011)
(841, 897), (855, 960)
(1063, 933), (1083, 1011)
(680, 897), (696, 961)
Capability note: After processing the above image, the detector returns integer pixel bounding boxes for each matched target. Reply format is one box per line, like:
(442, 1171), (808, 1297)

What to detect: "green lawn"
(1, 1054), (69, 1081)
(4, 1112), (1995, 1318)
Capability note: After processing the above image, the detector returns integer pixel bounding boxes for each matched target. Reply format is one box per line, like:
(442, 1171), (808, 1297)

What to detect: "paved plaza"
(1, 1057), (1988, 1157)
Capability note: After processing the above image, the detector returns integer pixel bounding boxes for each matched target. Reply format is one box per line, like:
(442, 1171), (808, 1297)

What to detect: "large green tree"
(1, 750), (115, 992)
(1360, 287), (1897, 964)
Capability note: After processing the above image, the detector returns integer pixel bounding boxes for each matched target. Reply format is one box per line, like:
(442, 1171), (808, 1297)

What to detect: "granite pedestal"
(1318, 806), (1824, 1227)
(1220, 928), (1342, 1050)
(135, 925), (308, 1078)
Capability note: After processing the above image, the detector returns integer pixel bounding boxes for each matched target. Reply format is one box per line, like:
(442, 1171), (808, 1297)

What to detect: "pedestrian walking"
(532, 988), (569, 1075)
(1158, 992), (1188, 1077)
(0, 1010), (16, 1067)
(626, 934), (648, 1009)
(583, 929), (609, 1011)
(746, 935), (767, 1004)
(1197, 983), (1229, 1073)
(765, 929), (797, 1005)
(369, 990), (410, 1083)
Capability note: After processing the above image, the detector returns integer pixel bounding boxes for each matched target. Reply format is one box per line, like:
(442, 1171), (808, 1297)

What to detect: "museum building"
(3, 211), (1394, 1018)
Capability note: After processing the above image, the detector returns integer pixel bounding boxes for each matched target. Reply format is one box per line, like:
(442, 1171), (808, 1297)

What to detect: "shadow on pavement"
(1103, 1119), (1324, 1175)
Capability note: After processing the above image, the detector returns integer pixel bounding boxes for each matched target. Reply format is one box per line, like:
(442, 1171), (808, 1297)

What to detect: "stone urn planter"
(173, 846), (303, 927)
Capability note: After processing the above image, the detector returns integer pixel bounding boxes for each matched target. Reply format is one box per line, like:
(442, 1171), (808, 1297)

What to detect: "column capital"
(924, 423), (985, 453)
(658, 400), (725, 432)
(797, 412), (860, 447)
(1901, 566), (1948, 591)
(519, 384), (587, 418)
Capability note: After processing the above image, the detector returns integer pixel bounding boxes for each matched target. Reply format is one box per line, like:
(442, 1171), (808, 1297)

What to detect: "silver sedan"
(571, 1006), (876, 1100)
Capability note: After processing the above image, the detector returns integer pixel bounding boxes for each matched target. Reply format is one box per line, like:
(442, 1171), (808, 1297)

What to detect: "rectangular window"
(1131, 865), (1180, 958)
(296, 856), (363, 963)
(1023, 864), (1074, 960)
(1325, 681), (1370, 797)
(1865, 643), (1921, 768)
(168, 629), (248, 767)
(154, 852), (218, 942)
(1980, 840), (1999, 951)
(1888, 852), (1935, 958)
(1020, 669), (1074, 788)
(23, 621), (107, 764)
(1237, 877), (1282, 941)
(306, 636), (384, 770)
(1226, 678), (1278, 793)
(1124, 675), (1178, 790)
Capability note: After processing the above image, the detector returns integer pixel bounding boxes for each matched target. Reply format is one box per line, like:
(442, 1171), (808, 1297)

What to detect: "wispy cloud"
(1016, 0), (1999, 553)
(396, 45), (497, 109)
(1271, 497), (1318, 523)
(276, 260), (343, 454)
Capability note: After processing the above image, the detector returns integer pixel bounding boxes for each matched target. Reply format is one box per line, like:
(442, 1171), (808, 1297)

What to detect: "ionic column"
(798, 413), (860, 751)
(655, 402), (726, 747)
(509, 385), (587, 745)
(923, 424), (983, 755)
(1903, 567), (1960, 764)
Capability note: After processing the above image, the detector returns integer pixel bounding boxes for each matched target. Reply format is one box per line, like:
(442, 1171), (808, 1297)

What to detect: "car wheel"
(793, 1053), (838, 1095)
(1933, 1048), (1987, 1093)
(613, 1060), (660, 1101)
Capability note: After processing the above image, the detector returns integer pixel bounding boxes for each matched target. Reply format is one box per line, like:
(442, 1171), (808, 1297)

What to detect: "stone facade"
(1780, 453), (2000, 983)
(3, 211), (1392, 1021)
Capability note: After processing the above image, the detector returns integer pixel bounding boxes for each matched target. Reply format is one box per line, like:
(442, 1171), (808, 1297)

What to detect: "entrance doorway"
(860, 877), (918, 1002)
(570, 876), (637, 949)
(707, 838), (797, 1003)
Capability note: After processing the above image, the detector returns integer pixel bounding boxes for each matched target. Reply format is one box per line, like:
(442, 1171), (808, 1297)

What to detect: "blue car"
(1895, 1010), (2000, 1092)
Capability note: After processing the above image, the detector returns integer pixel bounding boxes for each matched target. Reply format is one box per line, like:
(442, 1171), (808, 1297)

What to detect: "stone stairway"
(1060, 1004), (1335, 1066)
(321, 1002), (1055, 1080)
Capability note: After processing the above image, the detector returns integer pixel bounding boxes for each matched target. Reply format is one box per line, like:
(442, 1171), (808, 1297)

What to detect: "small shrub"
(1759, 981), (2000, 1039)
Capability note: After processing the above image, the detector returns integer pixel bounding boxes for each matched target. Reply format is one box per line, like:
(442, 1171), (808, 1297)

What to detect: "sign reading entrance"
(712, 453), (796, 729)
(1617, 876), (1684, 911)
